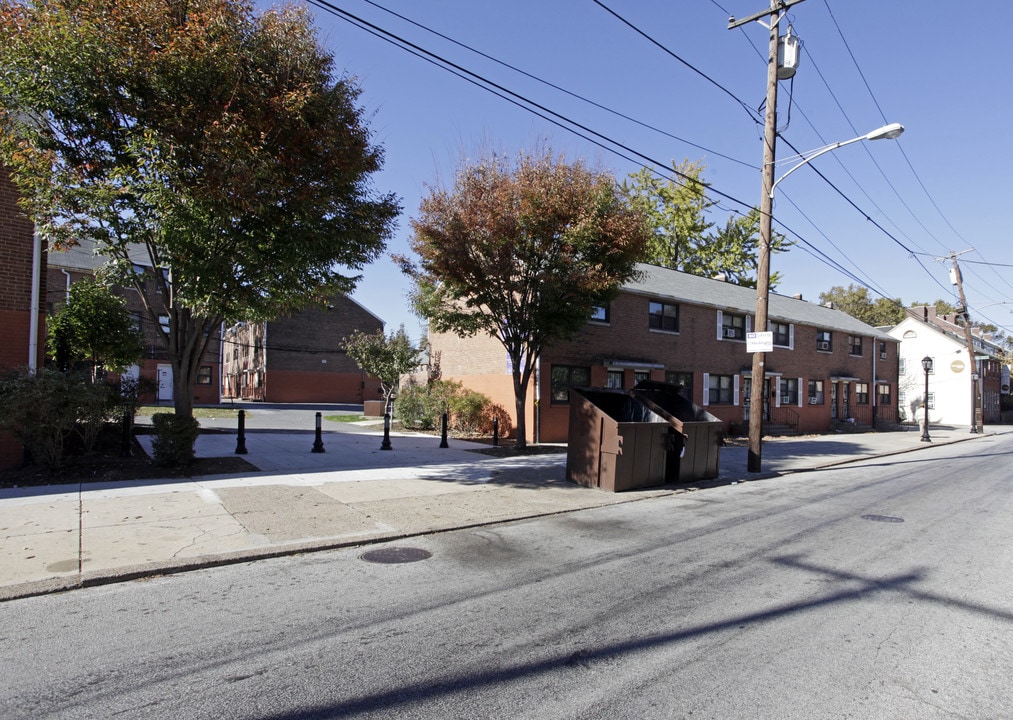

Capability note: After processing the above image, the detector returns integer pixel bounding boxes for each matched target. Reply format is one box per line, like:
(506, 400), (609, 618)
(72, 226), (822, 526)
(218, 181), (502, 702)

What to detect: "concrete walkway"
(0, 406), (1000, 601)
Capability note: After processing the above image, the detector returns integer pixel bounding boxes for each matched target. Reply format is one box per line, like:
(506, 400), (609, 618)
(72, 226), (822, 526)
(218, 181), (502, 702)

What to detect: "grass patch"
(137, 405), (246, 419)
(324, 414), (369, 423)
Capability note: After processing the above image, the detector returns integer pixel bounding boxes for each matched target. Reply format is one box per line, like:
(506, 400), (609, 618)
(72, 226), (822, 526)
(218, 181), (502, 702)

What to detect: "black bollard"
(311, 411), (325, 453)
(120, 412), (133, 458)
(492, 416), (499, 447)
(380, 412), (393, 450)
(439, 412), (449, 448)
(235, 409), (248, 454)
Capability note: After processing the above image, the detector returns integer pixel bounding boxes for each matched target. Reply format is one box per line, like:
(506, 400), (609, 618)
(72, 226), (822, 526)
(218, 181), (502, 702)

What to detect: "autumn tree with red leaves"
(399, 150), (650, 447)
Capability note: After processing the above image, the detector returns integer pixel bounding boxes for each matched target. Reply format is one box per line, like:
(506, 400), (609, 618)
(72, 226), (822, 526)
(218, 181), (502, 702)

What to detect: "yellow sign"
(951, 360), (965, 373)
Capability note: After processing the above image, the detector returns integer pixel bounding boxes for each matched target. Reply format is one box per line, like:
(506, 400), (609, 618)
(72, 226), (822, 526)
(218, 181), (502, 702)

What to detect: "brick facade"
(0, 167), (45, 468)
(222, 296), (384, 403)
(431, 264), (900, 444)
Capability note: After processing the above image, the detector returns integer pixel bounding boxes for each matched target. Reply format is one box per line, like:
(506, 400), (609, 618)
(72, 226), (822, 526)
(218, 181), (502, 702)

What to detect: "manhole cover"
(360, 547), (432, 564)
(861, 514), (904, 523)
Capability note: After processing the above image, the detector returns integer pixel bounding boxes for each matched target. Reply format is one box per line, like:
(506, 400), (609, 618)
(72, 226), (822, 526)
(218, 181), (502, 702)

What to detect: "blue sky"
(281, 0), (1013, 342)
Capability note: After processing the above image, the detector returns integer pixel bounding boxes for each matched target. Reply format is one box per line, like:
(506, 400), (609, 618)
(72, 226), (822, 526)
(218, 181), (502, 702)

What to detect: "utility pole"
(730, 0), (805, 473)
(941, 250), (981, 433)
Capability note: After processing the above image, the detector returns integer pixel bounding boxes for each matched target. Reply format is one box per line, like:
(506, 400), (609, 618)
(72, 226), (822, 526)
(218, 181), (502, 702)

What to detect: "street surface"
(2, 434), (1011, 719)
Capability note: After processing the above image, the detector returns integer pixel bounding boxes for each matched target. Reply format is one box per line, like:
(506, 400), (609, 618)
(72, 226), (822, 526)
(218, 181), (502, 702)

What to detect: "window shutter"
(702, 373), (710, 405)
(716, 311), (723, 341)
(746, 315), (752, 333)
(797, 376), (803, 407)
(733, 375), (740, 405)
(789, 324), (795, 350)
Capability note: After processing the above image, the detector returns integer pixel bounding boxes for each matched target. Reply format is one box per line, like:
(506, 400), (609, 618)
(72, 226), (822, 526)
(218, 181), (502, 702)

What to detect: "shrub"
(394, 379), (508, 437)
(150, 413), (200, 467)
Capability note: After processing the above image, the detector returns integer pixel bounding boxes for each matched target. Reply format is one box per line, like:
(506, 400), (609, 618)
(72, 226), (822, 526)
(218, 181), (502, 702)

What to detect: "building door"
(842, 383), (850, 419)
(743, 378), (771, 421)
(831, 382), (838, 420)
(157, 364), (173, 403)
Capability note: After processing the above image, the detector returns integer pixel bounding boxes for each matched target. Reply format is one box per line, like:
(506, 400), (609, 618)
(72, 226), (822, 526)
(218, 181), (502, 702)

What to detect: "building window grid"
(649, 301), (679, 332)
(849, 335), (863, 356)
(878, 383), (891, 404)
(722, 313), (746, 340)
(196, 366), (212, 385)
(590, 305), (610, 323)
(606, 370), (624, 389)
(816, 330), (832, 352)
(771, 321), (790, 347)
(779, 377), (799, 405)
(808, 379), (825, 405)
(666, 370), (693, 401)
(550, 365), (590, 404)
(855, 382), (870, 405)
(708, 374), (735, 405)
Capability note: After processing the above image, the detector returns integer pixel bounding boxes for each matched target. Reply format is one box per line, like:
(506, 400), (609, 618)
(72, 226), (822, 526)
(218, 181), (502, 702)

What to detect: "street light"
(921, 356), (933, 442)
(746, 122), (905, 473)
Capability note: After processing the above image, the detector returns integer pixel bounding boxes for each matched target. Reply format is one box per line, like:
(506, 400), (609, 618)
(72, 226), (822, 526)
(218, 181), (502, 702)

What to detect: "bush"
(394, 380), (510, 437)
(150, 413), (200, 467)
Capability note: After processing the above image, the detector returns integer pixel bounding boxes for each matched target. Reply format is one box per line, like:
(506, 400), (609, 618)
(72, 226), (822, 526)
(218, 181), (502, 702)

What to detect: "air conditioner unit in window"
(817, 341), (830, 351)
(723, 328), (737, 338)
(781, 395), (791, 404)
(809, 396), (819, 404)
(880, 352), (887, 360)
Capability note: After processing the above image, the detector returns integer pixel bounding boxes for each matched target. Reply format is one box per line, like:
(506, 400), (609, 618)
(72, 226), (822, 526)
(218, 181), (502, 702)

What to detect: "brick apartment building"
(221, 295), (384, 404)
(47, 240), (221, 406)
(430, 263), (900, 443)
(0, 167), (45, 469)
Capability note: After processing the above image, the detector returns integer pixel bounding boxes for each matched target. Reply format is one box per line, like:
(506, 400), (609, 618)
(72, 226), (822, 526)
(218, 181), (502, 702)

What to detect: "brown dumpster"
(633, 380), (722, 482)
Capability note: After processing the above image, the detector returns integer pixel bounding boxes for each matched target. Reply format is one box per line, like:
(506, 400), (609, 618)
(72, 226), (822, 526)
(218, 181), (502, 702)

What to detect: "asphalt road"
(2, 434), (1011, 719)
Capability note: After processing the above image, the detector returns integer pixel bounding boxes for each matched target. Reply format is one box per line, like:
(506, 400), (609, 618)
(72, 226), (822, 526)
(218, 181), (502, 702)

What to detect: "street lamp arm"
(769, 123), (905, 199)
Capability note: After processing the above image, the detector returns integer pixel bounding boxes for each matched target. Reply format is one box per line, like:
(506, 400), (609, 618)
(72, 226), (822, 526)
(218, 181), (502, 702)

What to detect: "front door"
(842, 383), (850, 420)
(157, 364), (173, 404)
(831, 382), (838, 419)
(743, 378), (771, 421)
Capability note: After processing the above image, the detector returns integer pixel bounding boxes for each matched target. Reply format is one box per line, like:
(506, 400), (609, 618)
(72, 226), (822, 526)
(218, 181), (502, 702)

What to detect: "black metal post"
(120, 412), (133, 458)
(921, 361), (932, 443)
(439, 412), (449, 448)
(312, 411), (325, 453)
(235, 409), (248, 454)
(380, 412), (393, 450)
(492, 416), (499, 447)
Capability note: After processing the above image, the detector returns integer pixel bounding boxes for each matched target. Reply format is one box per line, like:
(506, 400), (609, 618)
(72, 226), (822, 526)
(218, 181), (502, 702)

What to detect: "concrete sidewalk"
(0, 416), (1000, 601)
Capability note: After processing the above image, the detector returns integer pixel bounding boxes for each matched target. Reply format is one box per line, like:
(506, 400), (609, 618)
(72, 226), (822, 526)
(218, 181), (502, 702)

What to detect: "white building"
(889, 307), (1004, 426)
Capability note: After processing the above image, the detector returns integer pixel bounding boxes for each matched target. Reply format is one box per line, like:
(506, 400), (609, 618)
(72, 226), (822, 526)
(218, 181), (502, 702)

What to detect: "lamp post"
(921, 356), (933, 442)
(746, 122), (905, 473)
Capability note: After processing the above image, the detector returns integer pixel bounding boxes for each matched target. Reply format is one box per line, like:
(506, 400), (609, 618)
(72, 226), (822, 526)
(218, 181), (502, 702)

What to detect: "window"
(606, 370), (624, 389)
(855, 382), (870, 405)
(721, 313), (746, 340)
(771, 321), (791, 347)
(590, 305), (610, 323)
(816, 330), (832, 352)
(666, 371), (693, 401)
(878, 383), (891, 404)
(158, 314), (170, 332)
(808, 379), (825, 405)
(649, 301), (679, 332)
(779, 377), (799, 405)
(879, 341), (888, 360)
(849, 335), (863, 356)
(899, 358), (906, 375)
(551, 365), (590, 404)
(708, 374), (735, 405)
(634, 370), (650, 386)
(196, 366), (213, 385)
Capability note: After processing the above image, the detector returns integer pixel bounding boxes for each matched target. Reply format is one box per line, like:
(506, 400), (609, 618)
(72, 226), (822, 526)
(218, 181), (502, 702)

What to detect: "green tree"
(0, 0), (399, 419)
(47, 278), (143, 378)
(620, 162), (790, 287)
(819, 284), (905, 326)
(343, 326), (425, 413)
(399, 149), (650, 447)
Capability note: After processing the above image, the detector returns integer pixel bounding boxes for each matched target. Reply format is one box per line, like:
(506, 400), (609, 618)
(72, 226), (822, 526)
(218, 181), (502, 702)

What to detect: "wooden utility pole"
(943, 250), (981, 433)
(730, 0), (806, 473)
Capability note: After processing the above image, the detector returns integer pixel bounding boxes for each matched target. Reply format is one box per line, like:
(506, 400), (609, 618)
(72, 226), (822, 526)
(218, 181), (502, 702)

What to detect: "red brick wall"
(0, 167), (44, 468)
(430, 290), (900, 443)
(264, 369), (381, 403)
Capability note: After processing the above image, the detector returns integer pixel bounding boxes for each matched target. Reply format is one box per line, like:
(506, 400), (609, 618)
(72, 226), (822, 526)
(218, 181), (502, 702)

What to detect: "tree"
(343, 326), (425, 413)
(0, 0), (399, 418)
(399, 149), (650, 447)
(47, 277), (143, 378)
(620, 161), (790, 287)
(818, 285), (905, 326)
